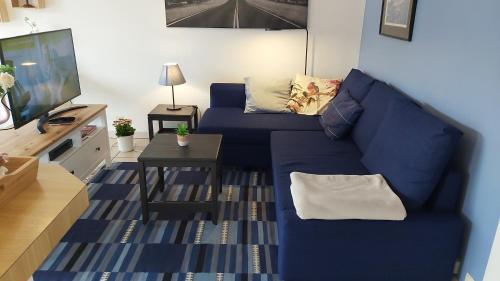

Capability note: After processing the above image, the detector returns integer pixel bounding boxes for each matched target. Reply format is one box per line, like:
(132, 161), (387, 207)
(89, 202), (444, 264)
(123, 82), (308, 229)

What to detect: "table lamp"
(159, 63), (186, 111)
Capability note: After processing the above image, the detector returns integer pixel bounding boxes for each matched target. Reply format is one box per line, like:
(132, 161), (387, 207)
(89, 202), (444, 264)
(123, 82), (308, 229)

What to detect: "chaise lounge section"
(198, 83), (323, 167)
(199, 69), (464, 281)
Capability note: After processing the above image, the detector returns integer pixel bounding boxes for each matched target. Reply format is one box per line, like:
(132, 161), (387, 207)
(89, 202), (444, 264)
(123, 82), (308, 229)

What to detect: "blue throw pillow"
(361, 100), (462, 210)
(320, 90), (364, 140)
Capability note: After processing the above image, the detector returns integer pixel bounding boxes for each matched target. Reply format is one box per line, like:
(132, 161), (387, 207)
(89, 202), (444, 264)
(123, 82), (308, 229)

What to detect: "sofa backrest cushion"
(425, 168), (463, 212)
(351, 81), (414, 152)
(361, 99), (463, 210)
(210, 83), (246, 109)
(339, 69), (376, 103)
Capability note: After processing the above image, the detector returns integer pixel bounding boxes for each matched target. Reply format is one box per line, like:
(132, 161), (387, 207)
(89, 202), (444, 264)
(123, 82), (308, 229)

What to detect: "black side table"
(147, 104), (198, 140)
(137, 134), (222, 225)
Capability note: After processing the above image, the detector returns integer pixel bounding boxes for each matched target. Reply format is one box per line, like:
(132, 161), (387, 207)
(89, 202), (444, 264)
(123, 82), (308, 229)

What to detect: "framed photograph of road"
(11, 0), (45, 8)
(379, 0), (417, 41)
(165, 0), (308, 29)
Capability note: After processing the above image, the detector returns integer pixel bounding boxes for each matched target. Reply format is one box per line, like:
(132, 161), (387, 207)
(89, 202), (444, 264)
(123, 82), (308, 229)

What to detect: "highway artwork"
(165, 0), (308, 29)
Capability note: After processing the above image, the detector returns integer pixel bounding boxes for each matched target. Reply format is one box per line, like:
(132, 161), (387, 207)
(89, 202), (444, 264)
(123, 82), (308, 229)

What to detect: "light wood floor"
(109, 137), (149, 163)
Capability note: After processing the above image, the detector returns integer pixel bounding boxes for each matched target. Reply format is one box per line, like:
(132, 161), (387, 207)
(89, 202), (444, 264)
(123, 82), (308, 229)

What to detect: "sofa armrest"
(210, 83), (246, 109)
(277, 210), (464, 281)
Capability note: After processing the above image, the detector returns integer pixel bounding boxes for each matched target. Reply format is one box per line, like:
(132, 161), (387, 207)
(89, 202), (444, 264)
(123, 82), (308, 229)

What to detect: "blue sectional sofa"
(198, 69), (464, 281)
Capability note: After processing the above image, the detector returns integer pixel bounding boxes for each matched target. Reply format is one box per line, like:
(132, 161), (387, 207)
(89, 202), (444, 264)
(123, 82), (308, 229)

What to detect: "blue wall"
(358, 0), (500, 280)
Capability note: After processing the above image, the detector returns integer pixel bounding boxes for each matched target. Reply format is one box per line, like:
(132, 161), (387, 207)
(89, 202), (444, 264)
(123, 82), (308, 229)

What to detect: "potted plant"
(176, 123), (189, 147)
(0, 64), (15, 124)
(113, 118), (136, 152)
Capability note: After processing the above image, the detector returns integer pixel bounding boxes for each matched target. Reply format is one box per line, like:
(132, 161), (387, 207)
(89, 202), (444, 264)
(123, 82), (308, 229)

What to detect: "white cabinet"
(36, 108), (112, 180)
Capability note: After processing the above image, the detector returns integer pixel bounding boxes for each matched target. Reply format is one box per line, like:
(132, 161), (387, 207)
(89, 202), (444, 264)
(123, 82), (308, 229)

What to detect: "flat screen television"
(0, 29), (82, 130)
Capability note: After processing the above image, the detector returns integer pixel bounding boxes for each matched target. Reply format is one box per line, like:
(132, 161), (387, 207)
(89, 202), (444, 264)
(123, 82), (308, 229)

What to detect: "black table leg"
(148, 118), (154, 141)
(158, 167), (165, 192)
(138, 162), (150, 224)
(218, 162), (223, 197)
(194, 106), (199, 131)
(211, 163), (220, 225)
(187, 117), (193, 133)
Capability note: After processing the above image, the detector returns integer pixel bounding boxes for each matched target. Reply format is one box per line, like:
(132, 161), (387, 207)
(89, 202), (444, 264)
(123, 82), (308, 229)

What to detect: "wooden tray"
(0, 157), (39, 207)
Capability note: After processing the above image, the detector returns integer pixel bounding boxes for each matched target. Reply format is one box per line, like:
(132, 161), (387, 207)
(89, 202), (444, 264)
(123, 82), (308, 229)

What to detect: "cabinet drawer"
(61, 129), (108, 179)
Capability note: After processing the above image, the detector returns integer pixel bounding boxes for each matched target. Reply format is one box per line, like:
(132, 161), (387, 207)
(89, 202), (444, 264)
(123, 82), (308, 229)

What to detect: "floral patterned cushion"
(286, 74), (342, 115)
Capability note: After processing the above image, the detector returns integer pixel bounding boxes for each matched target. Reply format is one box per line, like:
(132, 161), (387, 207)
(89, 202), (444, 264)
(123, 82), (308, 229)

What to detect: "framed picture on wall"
(165, 0), (308, 29)
(379, 0), (417, 41)
(11, 0), (45, 9)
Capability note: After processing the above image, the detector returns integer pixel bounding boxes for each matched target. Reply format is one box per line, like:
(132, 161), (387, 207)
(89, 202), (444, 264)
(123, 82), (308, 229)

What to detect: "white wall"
(484, 220), (500, 281)
(0, 0), (365, 132)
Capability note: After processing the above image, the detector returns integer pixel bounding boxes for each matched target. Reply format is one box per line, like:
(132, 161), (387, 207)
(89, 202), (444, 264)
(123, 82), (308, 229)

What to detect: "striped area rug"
(34, 162), (279, 281)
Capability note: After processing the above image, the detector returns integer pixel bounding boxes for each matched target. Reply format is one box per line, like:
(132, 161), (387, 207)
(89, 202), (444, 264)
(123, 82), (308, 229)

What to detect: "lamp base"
(166, 106), (182, 111)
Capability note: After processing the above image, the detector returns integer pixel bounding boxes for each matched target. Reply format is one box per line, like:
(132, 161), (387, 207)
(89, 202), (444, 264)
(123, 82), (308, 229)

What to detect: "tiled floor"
(109, 137), (149, 163)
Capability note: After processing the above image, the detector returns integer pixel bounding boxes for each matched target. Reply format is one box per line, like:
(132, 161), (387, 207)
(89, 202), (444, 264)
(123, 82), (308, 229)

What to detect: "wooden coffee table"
(137, 134), (222, 224)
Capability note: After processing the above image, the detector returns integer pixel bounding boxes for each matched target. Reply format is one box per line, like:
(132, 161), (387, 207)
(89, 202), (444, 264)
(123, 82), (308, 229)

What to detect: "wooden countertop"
(0, 104), (107, 157)
(0, 164), (89, 281)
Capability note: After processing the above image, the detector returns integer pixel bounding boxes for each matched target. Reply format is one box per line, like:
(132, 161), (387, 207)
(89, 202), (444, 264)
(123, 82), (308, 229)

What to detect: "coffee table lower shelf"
(137, 163), (221, 225)
(137, 134), (223, 225)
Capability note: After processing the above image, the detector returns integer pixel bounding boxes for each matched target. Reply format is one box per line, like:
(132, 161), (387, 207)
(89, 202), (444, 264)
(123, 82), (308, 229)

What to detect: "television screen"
(0, 29), (81, 128)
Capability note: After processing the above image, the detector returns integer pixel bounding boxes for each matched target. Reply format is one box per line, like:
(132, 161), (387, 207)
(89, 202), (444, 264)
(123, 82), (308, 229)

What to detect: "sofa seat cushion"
(271, 131), (368, 211)
(276, 209), (464, 281)
(361, 100), (462, 210)
(198, 108), (322, 146)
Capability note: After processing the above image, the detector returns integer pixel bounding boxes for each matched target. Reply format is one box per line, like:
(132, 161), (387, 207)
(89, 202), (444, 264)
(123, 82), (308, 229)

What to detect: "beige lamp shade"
(159, 63), (186, 86)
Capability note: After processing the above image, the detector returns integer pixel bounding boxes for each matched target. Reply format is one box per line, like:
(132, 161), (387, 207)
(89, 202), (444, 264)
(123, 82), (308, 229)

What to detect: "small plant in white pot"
(176, 123), (189, 147)
(113, 118), (136, 152)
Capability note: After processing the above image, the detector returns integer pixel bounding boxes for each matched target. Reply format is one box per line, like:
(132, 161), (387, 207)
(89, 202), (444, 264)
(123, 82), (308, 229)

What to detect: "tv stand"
(0, 104), (111, 180)
(37, 105), (89, 134)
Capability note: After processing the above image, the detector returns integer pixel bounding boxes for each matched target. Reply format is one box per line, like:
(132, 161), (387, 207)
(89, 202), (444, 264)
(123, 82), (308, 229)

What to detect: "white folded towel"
(290, 172), (407, 221)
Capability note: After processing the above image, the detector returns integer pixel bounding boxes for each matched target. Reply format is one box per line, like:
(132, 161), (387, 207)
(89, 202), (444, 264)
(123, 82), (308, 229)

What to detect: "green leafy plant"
(176, 123), (189, 136)
(0, 65), (14, 76)
(113, 118), (136, 137)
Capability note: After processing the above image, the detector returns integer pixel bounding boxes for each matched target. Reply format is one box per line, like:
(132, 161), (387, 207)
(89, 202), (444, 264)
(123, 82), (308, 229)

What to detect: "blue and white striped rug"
(34, 162), (279, 281)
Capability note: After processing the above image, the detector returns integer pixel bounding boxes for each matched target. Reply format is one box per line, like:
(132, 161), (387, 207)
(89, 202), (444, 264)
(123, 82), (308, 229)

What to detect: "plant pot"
(177, 134), (189, 147)
(0, 95), (11, 125)
(117, 135), (134, 152)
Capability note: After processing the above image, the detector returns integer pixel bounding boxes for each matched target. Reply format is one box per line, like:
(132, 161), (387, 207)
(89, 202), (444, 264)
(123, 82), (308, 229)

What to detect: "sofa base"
(220, 143), (271, 169)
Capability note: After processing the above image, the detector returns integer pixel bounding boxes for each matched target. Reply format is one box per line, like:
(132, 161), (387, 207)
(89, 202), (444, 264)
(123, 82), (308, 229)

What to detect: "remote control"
(48, 116), (76, 125)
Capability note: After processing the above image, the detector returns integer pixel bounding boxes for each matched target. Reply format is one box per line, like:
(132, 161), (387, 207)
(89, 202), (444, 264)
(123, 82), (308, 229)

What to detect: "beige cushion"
(244, 77), (292, 113)
(287, 74), (342, 115)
